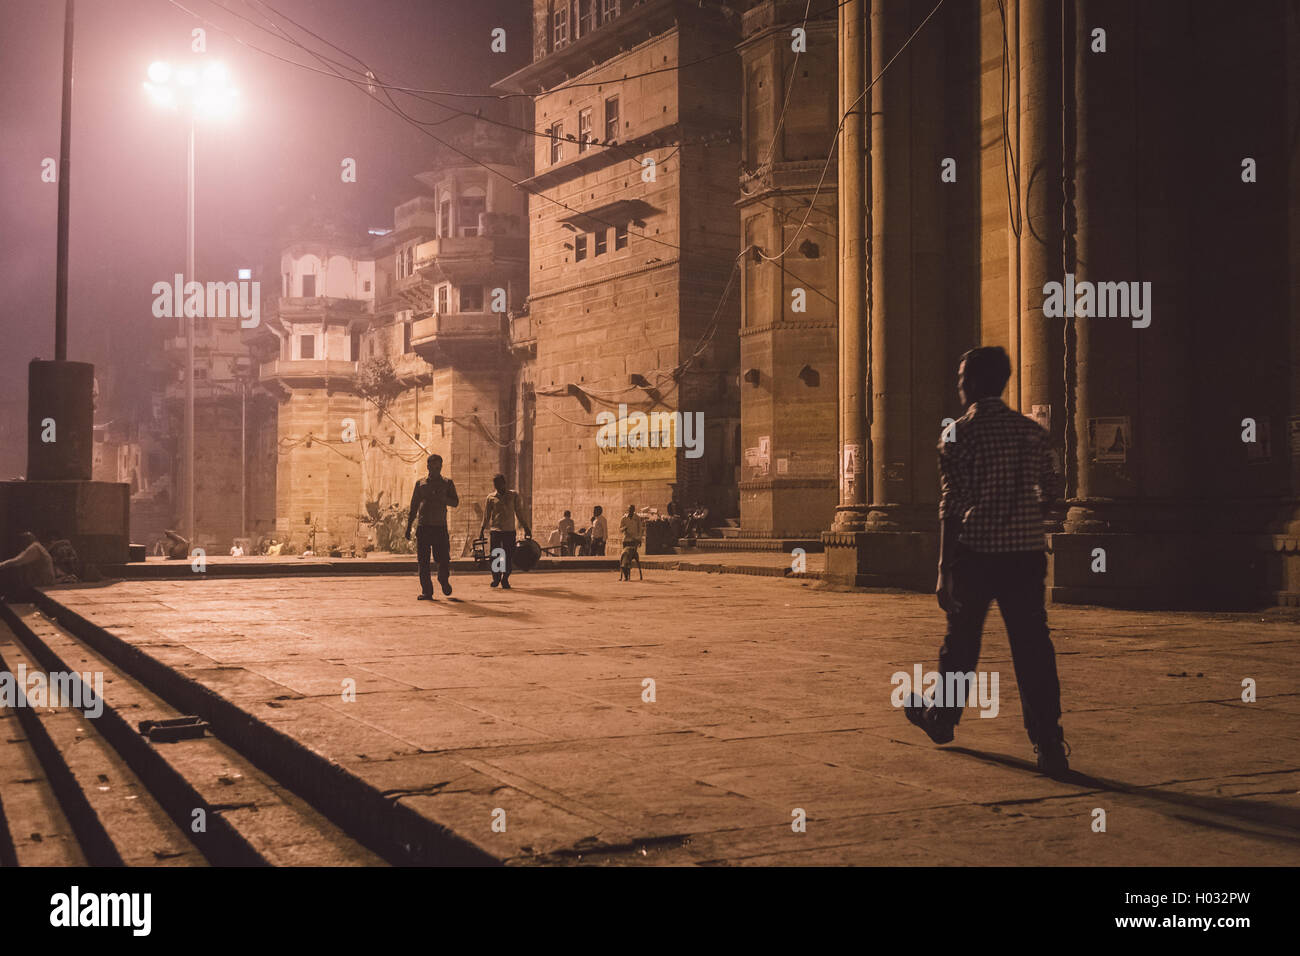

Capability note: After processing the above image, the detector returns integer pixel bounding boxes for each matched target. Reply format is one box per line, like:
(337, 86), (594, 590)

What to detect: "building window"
(578, 108), (592, 152)
(604, 96), (619, 141)
(439, 196), (452, 237)
(436, 285), (449, 314)
(594, 228), (607, 256)
(615, 222), (628, 250)
(364, 279), (371, 293)
(550, 122), (564, 165)
(554, 5), (569, 49)
(301, 274), (316, 297)
(459, 286), (483, 312)
(577, 0), (593, 37)
(406, 246), (414, 276)
(599, 0), (619, 27)
(299, 334), (315, 359)
(574, 234), (587, 261)
(403, 321), (412, 353)
(350, 329), (361, 360)
(459, 188), (486, 237)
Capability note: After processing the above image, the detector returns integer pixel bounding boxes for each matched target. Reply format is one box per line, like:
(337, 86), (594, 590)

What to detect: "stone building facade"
(497, 0), (743, 529)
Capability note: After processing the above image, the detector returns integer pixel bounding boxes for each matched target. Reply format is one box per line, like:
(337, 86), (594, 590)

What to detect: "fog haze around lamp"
(143, 60), (239, 119)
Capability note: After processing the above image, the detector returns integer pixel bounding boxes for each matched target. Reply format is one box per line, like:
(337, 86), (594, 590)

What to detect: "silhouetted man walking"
(479, 473), (531, 589)
(405, 454), (459, 600)
(905, 346), (1071, 777)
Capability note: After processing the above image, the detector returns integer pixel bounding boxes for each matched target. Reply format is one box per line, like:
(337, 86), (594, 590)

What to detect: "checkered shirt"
(938, 398), (1062, 553)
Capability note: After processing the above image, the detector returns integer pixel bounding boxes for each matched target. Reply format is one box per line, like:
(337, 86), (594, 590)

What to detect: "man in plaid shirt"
(905, 346), (1071, 777)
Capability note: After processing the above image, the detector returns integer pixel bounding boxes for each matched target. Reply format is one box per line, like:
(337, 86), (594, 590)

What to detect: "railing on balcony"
(412, 234), (527, 270)
(259, 358), (360, 383)
(409, 312), (506, 356)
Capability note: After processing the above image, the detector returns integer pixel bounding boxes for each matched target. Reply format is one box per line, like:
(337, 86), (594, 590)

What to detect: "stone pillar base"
(0, 480), (130, 568)
(821, 529), (938, 590)
(1049, 531), (1294, 609)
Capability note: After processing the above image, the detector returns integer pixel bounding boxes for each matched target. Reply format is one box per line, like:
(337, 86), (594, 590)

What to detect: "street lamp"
(143, 60), (239, 550)
(232, 354), (254, 542)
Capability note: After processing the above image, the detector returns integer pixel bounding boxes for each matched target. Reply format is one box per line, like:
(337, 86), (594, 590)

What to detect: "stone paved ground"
(43, 570), (1300, 865)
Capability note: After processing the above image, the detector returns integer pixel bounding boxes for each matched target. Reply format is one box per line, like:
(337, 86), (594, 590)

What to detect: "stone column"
(831, 0), (869, 532)
(1017, 0), (1063, 439)
(865, 0), (944, 535)
(1066, 0), (1140, 529)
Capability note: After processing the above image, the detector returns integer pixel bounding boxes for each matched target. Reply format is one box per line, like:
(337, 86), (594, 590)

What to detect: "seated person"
(557, 510), (577, 555)
(0, 532), (56, 599)
(163, 529), (190, 560)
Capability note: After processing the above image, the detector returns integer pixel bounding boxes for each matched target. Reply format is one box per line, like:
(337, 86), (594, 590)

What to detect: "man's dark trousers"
(416, 525), (451, 596)
(937, 544), (1061, 744)
(489, 530), (516, 585)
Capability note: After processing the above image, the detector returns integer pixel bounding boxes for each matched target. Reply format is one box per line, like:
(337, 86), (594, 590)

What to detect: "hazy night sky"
(0, 0), (528, 472)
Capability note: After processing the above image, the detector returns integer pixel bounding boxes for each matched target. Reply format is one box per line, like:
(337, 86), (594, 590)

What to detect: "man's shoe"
(903, 693), (955, 745)
(417, 593), (433, 601)
(490, 579), (500, 588)
(501, 580), (511, 590)
(440, 580), (452, 596)
(1034, 728), (1071, 778)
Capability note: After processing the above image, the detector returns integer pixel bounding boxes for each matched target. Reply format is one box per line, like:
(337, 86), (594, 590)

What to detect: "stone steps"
(18, 592), (498, 866)
(0, 602), (386, 867)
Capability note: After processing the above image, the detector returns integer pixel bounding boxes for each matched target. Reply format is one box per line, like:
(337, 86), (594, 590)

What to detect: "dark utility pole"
(54, 0), (75, 360)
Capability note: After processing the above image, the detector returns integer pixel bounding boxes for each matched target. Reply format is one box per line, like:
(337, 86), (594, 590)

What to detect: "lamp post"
(143, 60), (239, 549)
(232, 354), (253, 541)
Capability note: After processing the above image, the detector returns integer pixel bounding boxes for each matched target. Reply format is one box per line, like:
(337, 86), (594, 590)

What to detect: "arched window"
(459, 186), (486, 237)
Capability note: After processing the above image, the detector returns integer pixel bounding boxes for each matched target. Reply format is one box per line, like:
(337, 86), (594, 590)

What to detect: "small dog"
(619, 541), (642, 581)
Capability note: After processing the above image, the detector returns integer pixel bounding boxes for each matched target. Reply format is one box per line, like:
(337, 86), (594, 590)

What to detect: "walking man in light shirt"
(479, 473), (531, 589)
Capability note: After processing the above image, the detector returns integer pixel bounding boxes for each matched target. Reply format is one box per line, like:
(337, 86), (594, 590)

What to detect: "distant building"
(251, 129), (530, 556)
(496, 0), (743, 529)
(161, 284), (275, 554)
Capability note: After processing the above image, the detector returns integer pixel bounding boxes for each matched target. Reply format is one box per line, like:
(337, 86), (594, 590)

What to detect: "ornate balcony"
(412, 235), (527, 285)
(410, 311), (507, 365)
(259, 358), (359, 389)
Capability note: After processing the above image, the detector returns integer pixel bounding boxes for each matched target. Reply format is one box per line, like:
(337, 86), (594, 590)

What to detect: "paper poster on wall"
(1089, 417), (1130, 463)
(1031, 404), (1051, 433)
